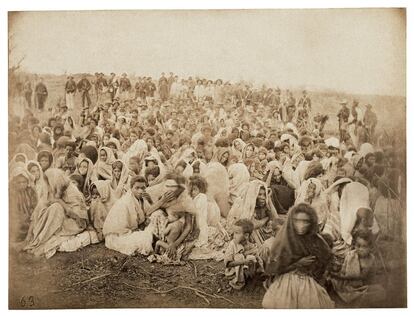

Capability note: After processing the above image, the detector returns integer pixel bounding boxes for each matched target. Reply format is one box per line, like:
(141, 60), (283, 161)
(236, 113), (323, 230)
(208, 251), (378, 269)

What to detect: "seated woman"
(201, 159), (230, 218)
(328, 230), (386, 307)
(73, 156), (96, 202)
(262, 203), (334, 309)
(227, 180), (279, 246)
(264, 160), (295, 214)
(10, 166), (38, 248)
(187, 176), (230, 260)
(103, 175), (176, 256)
(295, 178), (329, 230)
(228, 163), (250, 205)
(89, 180), (116, 241)
(110, 159), (129, 199)
(95, 147), (116, 180)
(146, 173), (200, 262)
(24, 169), (90, 258)
(26, 160), (47, 201)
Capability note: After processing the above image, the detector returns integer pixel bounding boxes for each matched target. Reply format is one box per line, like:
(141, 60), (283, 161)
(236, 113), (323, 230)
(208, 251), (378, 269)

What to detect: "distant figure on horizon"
(35, 77), (48, 112)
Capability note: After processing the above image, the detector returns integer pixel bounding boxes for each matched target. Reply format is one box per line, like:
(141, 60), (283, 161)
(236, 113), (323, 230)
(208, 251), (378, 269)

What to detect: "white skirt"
(262, 271), (335, 309)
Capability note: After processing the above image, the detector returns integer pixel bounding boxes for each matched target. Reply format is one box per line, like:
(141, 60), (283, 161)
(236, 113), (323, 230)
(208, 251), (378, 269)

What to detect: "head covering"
(339, 182), (376, 245)
(295, 178), (328, 226)
(109, 159), (130, 198)
(268, 203), (331, 278)
(241, 142), (256, 161)
(13, 144), (37, 161)
(74, 156), (95, 197)
(95, 147), (116, 180)
(228, 163), (250, 203)
(227, 180), (278, 235)
(325, 137), (340, 149)
(26, 160), (47, 200)
(359, 143), (375, 158)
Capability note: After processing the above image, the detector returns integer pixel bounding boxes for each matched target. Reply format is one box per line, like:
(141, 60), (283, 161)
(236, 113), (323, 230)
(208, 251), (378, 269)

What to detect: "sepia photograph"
(7, 7), (407, 310)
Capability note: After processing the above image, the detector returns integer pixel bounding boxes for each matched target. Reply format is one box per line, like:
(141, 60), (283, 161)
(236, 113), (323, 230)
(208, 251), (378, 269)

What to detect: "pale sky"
(9, 9), (406, 96)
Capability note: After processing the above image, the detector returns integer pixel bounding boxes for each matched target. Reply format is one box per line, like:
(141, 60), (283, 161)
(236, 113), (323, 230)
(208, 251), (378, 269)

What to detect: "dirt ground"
(9, 236), (406, 310)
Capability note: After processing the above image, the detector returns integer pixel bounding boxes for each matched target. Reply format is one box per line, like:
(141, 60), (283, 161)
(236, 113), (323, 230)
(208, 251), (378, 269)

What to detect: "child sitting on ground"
(224, 219), (263, 290)
(328, 229), (386, 307)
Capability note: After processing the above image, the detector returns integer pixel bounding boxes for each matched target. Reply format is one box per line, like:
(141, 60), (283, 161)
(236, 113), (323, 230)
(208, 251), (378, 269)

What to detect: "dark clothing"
(65, 79), (77, 93)
(35, 82), (48, 110)
(159, 77), (169, 101)
(23, 81), (32, 108)
(77, 78), (92, 108)
(298, 95), (312, 112)
(147, 82), (156, 98)
(119, 78), (132, 92)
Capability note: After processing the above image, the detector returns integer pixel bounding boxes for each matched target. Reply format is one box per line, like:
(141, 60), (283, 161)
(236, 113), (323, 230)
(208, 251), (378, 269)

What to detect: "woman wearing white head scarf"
(228, 163), (250, 205)
(24, 169), (90, 258)
(295, 178), (328, 229)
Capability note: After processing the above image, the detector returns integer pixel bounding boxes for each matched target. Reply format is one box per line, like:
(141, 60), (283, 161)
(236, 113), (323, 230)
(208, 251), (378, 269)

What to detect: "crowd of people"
(9, 71), (404, 308)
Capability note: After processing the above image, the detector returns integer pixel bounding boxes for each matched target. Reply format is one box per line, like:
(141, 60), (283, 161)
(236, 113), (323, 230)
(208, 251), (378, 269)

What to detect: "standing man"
(35, 77), (48, 112)
(363, 104), (378, 142)
(65, 75), (77, 111)
(108, 72), (118, 101)
(77, 74), (92, 110)
(23, 77), (33, 109)
(167, 72), (174, 97)
(159, 73), (169, 102)
(286, 90), (297, 122)
(297, 90), (311, 113)
(119, 73), (132, 102)
(337, 99), (350, 143)
(146, 77), (156, 103)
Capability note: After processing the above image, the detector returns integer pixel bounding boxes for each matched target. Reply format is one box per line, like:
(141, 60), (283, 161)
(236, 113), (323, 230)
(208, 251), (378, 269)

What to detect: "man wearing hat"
(77, 74), (92, 110)
(65, 75), (77, 111)
(118, 73), (131, 102)
(108, 72), (118, 101)
(35, 77), (48, 112)
(337, 99), (350, 143)
(363, 104), (378, 142)
(297, 90), (312, 113)
(158, 73), (169, 102)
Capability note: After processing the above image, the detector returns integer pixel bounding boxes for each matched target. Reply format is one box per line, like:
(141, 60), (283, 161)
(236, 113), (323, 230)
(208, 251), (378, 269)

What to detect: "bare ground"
(9, 237), (406, 310)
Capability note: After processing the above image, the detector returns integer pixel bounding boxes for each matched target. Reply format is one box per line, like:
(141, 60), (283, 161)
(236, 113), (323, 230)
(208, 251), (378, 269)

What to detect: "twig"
(190, 261), (198, 278)
(211, 293), (237, 306)
(195, 291), (210, 305)
(70, 273), (111, 287)
(122, 282), (235, 306)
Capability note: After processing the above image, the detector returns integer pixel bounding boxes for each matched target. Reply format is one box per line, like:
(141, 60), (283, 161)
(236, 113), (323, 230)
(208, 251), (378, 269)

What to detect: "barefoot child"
(224, 219), (263, 290)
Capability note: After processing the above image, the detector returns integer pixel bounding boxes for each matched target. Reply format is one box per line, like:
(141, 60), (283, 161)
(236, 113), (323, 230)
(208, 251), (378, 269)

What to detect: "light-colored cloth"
(359, 143), (375, 157)
(95, 147), (116, 180)
(262, 271), (335, 308)
(103, 191), (149, 236)
(322, 178), (353, 241)
(110, 159), (130, 199)
(228, 163), (250, 204)
(26, 160), (48, 201)
(103, 191), (153, 255)
(339, 182), (379, 245)
(89, 180), (115, 239)
(24, 169), (89, 258)
(295, 178), (328, 228)
(201, 162), (230, 217)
